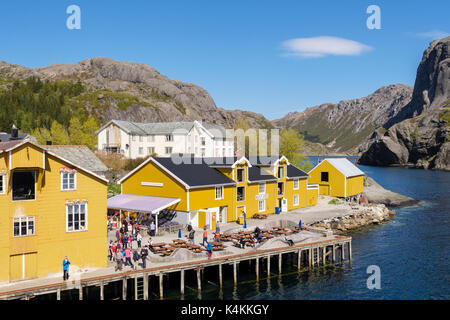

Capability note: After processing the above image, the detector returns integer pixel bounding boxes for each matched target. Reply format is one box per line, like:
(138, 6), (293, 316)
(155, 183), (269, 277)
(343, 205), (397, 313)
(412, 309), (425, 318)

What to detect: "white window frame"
(166, 134), (173, 142)
(165, 147), (173, 154)
(277, 166), (284, 179)
(66, 201), (88, 232)
(258, 199), (265, 212)
(139, 147), (144, 155)
(13, 216), (35, 237)
(293, 194), (299, 206)
(0, 174), (6, 195)
(259, 183), (266, 194)
(147, 135), (155, 142)
(61, 171), (77, 191)
(237, 186), (245, 202)
(148, 147), (155, 155)
(293, 178), (299, 190)
(132, 135), (136, 141)
(215, 186), (224, 200)
(236, 168), (245, 182)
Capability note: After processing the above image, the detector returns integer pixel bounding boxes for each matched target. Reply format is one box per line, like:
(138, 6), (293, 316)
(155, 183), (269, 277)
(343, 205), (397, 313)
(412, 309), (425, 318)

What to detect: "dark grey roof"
(248, 166), (277, 182)
(287, 164), (308, 178)
(0, 132), (28, 142)
(43, 145), (108, 173)
(153, 157), (236, 188)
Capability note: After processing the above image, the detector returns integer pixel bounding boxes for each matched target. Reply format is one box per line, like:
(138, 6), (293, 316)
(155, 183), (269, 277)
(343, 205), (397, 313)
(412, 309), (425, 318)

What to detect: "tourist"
(124, 234), (129, 248)
(111, 241), (117, 261)
(188, 229), (195, 245)
(140, 246), (149, 269)
(132, 250), (140, 270)
(215, 223), (220, 233)
(239, 236), (246, 249)
(62, 256), (71, 281)
(150, 221), (156, 236)
(124, 247), (133, 268)
(187, 222), (193, 232)
(115, 229), (120, 242)
(115, 250), (123, 271)
(214, 230), (220, 243)
(202, 228), (208, 247)
(206, 242), (213, 259)
(136, 232), (142, 248)
(128, 235), (133, 249)
(108, 240), (113, 261)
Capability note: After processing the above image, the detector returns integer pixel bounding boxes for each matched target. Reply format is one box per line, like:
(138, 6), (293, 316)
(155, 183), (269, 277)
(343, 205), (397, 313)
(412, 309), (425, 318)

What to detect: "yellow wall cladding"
(308, 160), (346, 197)
(346, 175), (364, 197)
(0, 143), (107, 282)
(121, 159), (187, 211)
(10, 143), (45, 169)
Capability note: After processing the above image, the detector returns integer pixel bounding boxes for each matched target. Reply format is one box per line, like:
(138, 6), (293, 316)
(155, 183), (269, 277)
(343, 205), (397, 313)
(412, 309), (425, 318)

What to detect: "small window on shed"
(321, 172), (329, 182)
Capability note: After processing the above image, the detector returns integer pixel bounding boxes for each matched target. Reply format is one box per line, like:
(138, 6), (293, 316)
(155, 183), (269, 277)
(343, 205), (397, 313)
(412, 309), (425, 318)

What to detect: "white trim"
(187, 189), (190, 211)
(141, 182), (163, 187)
(151, 198), (181, 213)
(273, 155), (290, 167)
(65, 200), (88, 233)
(293, 194), (299, 206)
(236, 185), (245, 202)
(42, 150), (46, 169)
(215, 186), (224, 200)
(0, 174), (6, 195)
(293, 178), (299, 190)
(258, 199), (266, 212)
(9, 151), (11, 170)
(60, 171), (77, 191)
(307, 184), (319, 190)
(259, 182), (266, 194)
(11, 170), (36, 202)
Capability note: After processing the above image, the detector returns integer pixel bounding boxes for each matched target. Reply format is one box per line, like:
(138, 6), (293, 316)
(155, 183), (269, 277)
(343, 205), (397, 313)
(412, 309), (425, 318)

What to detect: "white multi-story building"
(96, 120), (235, 159)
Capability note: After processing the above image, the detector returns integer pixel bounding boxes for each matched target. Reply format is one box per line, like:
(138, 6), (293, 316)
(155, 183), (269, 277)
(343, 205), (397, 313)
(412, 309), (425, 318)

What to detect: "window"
(293, 179), (299, 190)
(0, 174), (5, 194)
(61, 171), (76, 191)
(321, 172), (329, 182)
(215, 186), (224, 200)
(13, 216), (35, 237)
(277, 166), (284, 179)
(277, 182), (284, 195)
(132, 135), (136, 141)
(259, 183), (265, 194)
(201, 137), (206, 146)
(165, 147), (173, 154)
(293, 194), (299, 206)
(258, 200), (265, 212)
(139, 147), (144, 155)
(237, 168), (244, 182)
(237, 186), (245, 202)
(201, 149), (205, 157)
(66, 201), (87, 232)
(12, 171), (36, 201)
(147, 135), (155, 142)
(148, 147), (155, 155)
(139, 136), (143, 142)
(166, 134), (173, 142)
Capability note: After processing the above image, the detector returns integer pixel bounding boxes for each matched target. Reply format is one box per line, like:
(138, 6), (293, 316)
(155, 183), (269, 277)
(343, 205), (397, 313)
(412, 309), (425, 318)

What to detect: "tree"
(50, 120), (69, 145)
(68, 117), (84, 145)
(31, 127), (52, 145)
(81, 117), (98, 149)
(279, 128), (312, 171)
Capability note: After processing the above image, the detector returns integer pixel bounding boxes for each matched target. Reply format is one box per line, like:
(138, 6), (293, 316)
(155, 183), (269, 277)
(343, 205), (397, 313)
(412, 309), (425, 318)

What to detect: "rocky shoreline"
(363, 177), (419, 208)
(311, 203), (395, 235)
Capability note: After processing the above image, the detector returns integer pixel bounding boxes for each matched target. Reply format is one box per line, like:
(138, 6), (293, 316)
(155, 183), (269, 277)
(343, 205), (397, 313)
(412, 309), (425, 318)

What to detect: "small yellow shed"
(308, 158), (365, 198)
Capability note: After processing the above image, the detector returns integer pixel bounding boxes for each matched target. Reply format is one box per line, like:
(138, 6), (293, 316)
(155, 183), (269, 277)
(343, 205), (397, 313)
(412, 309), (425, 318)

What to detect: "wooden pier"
(0, 236), (351, 300)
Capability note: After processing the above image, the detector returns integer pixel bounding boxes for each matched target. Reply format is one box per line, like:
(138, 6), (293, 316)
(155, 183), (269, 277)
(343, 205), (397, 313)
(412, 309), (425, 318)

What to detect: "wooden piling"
(348, 242), (352, 262)
(122, 278), (127, 300)
(332, 244), (335, 263)
(322, 246), (326, 265)
(267, 255), (271, 276)
(255, 258), (259, 281)
(308, 248), (312, 269)
(341, 243), (345, 262)
(159, 273), (163, 299)
(134, 276), (138, 300)
(100, 282), (104, 300)
(180, 269), (185, 296)
(196, 269), (202, 292)
(278, 253), (282, 274)
(143, 274), (148, 300)
(298, 250), (301, 271)
(219, 264), (223, 288)
(57, 289), (61, 301)
(79, 286), (83, 301)
(233, 262), (237, 286)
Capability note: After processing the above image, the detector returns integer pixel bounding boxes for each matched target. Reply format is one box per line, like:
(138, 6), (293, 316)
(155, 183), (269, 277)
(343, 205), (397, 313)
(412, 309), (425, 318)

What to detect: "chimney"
(11, 124), (18, 139)
(46, 140), (52, 145)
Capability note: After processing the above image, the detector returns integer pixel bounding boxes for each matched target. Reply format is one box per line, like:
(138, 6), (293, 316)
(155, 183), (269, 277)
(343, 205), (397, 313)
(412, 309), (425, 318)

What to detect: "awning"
(107, 194), (180, 214)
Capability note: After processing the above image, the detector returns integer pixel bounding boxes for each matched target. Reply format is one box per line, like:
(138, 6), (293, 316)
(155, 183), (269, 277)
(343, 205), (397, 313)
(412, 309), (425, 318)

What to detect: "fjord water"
(197, 164), (450, 300)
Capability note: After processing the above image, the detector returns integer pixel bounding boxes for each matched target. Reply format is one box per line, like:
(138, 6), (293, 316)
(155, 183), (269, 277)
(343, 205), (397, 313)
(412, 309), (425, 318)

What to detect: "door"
(236, 206), (246, 222)
(198, 211), (206, 229)
(211, 212), (216, 231)
(9, 252), (37, 281)
(281, 198), (288, 212)
(319, 184), (330, 195)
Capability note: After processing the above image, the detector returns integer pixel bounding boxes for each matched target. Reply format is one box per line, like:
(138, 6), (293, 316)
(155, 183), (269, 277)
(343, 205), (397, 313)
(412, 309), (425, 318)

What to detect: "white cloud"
(281, 36), (373, 58)
(415, 30), (449, 40)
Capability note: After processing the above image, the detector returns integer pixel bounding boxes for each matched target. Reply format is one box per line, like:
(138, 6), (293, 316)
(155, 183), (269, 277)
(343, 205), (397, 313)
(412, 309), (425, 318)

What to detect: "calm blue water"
(196, 163), (450, 300)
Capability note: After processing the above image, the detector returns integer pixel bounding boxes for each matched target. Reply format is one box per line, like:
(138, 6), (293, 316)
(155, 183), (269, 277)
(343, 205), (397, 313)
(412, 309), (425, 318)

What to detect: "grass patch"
(328, 199), (340, 205)
(108, 184), (121, 195)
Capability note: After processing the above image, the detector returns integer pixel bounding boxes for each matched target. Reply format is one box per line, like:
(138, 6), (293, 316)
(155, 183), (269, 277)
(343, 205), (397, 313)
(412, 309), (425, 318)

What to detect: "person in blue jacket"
(63, 256), (71, 281)
(206, 242), (213, 259)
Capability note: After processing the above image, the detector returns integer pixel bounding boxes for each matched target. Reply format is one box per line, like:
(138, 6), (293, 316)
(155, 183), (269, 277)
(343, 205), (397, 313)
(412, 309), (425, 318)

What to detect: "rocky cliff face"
(272, 84), (413, 153)
(0, 57), (272, 129)
(360, 37), (450, 170)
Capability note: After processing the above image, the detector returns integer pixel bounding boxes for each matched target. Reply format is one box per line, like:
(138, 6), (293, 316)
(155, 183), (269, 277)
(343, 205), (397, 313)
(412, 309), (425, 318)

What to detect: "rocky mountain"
(360, 37), (450, 170)
(0, 57), (272, 129)
(272, 84), (413, 153)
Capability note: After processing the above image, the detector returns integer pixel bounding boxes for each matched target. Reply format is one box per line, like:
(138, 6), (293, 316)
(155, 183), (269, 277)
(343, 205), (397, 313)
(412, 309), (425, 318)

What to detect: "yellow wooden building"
(0, 140), (108, 282)
(116, 155), (317, 230)
(308, 158), (365, 198)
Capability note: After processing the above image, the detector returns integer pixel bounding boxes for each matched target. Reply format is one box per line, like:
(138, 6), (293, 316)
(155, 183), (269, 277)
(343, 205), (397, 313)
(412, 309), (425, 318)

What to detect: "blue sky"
(0, 0), (448, 119)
